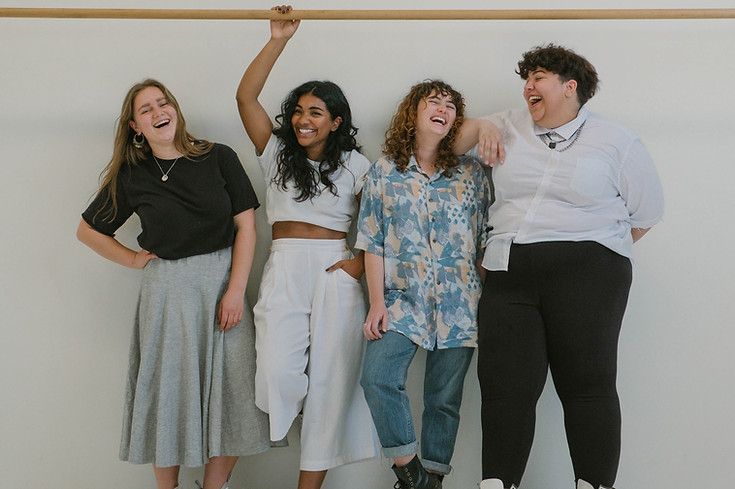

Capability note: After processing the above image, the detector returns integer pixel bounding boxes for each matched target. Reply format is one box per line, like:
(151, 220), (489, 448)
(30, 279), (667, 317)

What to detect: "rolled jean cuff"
(422, 458), (451, 476)
(381, 440), (418, 459)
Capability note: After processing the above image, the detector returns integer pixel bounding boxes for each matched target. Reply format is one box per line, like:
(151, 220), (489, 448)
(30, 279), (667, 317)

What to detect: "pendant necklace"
(152, 155), (180, 182)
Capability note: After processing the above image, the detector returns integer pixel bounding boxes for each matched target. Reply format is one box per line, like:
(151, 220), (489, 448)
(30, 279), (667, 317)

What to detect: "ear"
(330, 116), (343, 132)
(129, 120), (139, 133)
(564, 79), (578, 98)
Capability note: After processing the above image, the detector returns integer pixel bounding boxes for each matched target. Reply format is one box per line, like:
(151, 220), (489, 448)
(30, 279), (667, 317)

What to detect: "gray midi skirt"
(119, 247), (270, 467)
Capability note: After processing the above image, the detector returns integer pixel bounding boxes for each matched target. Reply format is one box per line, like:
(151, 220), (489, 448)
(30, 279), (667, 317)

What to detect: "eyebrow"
(137, 97), (167, 111)
(428, 94), (456, 106)
(296, 103), (325, 112)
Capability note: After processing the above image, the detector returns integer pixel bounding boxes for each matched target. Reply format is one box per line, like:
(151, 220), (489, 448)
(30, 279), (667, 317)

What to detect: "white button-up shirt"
(472, 106), (664, 271)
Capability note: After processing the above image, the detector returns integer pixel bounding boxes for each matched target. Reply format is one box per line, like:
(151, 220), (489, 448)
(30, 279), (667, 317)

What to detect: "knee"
(360, 363), (399, 401)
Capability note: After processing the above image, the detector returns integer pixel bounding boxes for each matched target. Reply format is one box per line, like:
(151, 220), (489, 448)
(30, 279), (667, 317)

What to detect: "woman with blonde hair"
(77, 79), (269, 489)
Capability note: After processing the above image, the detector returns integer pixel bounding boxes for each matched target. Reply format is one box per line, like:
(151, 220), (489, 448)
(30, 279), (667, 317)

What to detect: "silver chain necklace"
(152, 155), (180, 182)
(547, 122), (586, 153)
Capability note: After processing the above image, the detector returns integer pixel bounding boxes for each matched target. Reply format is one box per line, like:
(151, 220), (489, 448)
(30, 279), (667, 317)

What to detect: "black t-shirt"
(82, 143), (259, 260)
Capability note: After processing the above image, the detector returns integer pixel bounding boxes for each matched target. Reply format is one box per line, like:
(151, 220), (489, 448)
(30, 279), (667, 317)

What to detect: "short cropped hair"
(516, 44), (599, 106)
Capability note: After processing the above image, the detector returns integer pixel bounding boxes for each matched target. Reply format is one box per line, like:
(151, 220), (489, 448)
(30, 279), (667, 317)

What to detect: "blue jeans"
(360, 331), (475, 475)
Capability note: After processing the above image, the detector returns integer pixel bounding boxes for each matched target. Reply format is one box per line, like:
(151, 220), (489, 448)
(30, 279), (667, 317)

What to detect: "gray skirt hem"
(120, 442), (271, 468)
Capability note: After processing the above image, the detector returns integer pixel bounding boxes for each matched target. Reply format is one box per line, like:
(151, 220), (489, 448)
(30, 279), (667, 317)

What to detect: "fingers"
(362, 311), (388, 340)
(325, 259), (345, 273)
(219, 311), (242, 331)
(272, 5), (291, 14)
(217, 299), (243, 331)
(220, 311), (243, 331)
(363, 319), (382, 340)
(479, 140), (503, 167)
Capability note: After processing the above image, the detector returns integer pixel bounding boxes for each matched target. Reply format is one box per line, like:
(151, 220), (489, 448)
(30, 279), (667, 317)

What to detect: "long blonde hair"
(94, 79), (213, 222)
(382, 80), (465, 175)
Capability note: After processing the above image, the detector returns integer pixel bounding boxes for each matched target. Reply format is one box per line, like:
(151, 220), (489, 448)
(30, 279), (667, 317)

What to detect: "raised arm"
(236, 5), (301, 154)
(454, 118), (505, 166)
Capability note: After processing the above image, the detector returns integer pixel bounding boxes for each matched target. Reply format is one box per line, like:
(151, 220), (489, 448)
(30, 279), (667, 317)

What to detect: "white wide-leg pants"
(254, 238), (379, 470)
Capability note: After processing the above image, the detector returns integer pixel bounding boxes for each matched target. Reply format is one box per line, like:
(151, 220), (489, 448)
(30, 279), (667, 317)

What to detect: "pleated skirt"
(119, 247), (270, 467)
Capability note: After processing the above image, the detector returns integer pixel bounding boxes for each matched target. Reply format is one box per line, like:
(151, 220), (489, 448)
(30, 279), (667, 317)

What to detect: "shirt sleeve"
(256, 134), (281, 181)
(354, 161), (385, 256)
(218, 145), (260, 215)
(351, 151), (372, 195)
(81, 173), (134, 237)
(618, 138), (664, 229)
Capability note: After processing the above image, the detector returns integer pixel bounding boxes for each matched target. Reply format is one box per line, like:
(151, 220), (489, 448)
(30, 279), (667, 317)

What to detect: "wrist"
(226, 284), (246, 296)
(268, 36), (289, 46)
(369, 298), (386, 308)
(127, 250), (138, 268)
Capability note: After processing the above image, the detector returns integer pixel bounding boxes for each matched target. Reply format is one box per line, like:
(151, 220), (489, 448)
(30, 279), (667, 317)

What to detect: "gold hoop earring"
(132, 132), (145, 149)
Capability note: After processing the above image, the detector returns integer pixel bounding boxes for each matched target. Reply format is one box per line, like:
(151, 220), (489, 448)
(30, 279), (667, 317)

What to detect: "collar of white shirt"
(533, 105), (590, 140)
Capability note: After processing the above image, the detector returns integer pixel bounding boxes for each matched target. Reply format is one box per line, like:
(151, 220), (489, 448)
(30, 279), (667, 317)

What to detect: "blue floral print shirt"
(355, 156), (491, 350)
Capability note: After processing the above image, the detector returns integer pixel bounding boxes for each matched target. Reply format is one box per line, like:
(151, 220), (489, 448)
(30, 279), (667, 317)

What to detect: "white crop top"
(257, 135), (371, 233)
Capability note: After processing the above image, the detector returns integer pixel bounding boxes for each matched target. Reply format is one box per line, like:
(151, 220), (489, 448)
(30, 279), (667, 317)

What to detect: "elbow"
(75, 221), (86, 243)
(76, 219), (94, 245)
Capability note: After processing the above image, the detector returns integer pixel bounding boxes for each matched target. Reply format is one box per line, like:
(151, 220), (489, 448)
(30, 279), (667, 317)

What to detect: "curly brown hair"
(382, 80), (465, 174)
(516, 44), (599, 106)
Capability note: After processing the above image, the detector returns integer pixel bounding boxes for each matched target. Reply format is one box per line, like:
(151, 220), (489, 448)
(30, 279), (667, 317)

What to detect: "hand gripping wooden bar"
(1, 8), (734, 21)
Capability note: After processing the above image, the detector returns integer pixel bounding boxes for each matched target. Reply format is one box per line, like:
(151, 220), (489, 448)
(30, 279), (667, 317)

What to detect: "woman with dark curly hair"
(357, 80), (491, 489)
(473, 45), (664, 489)
(77, 79), (270, 489)
(235, 6), (379, 489)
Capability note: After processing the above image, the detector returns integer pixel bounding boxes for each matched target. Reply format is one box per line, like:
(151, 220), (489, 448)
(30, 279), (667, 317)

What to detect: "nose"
(293, 112), (306, 125)
(524, 79), (533, 92)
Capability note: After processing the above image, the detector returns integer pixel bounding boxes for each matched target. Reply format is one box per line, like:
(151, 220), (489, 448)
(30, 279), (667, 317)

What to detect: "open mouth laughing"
(153, 118), (171, 129)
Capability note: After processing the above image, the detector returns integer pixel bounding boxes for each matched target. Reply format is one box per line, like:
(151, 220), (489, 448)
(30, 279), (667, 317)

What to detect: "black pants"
(477, 241), (632, 488)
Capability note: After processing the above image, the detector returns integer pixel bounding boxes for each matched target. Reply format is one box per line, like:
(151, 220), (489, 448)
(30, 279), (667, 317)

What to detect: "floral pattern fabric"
(356, 156), (491, 350)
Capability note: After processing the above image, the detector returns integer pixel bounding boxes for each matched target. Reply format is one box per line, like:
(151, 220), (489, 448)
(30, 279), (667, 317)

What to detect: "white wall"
(1, 1), (733, 487)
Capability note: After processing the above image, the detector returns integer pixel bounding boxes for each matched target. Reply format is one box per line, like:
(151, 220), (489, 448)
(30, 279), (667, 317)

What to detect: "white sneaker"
(480, 479), (517, 489)
(577, 480), (614, 489)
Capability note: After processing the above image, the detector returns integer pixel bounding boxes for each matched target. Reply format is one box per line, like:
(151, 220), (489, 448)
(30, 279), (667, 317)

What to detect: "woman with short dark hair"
(473, 45), (664, 489)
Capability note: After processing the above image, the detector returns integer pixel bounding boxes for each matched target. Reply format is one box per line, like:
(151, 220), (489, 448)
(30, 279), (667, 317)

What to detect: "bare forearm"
(236, 37), (288, 105)
(76, 219), (137, 267)
(227, 210), (257, 294)
(454, 118), (482, 155)
(364, 252), (386, 306)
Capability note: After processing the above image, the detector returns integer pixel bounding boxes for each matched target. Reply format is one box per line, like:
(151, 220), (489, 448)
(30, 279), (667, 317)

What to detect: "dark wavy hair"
(383, 80), (465, 175)
(272, 80), (360, 202)
(516, 44), (599, 106)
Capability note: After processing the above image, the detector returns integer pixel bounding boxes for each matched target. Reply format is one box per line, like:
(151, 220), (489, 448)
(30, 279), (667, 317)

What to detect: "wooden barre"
(1, 8), (735, 21)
